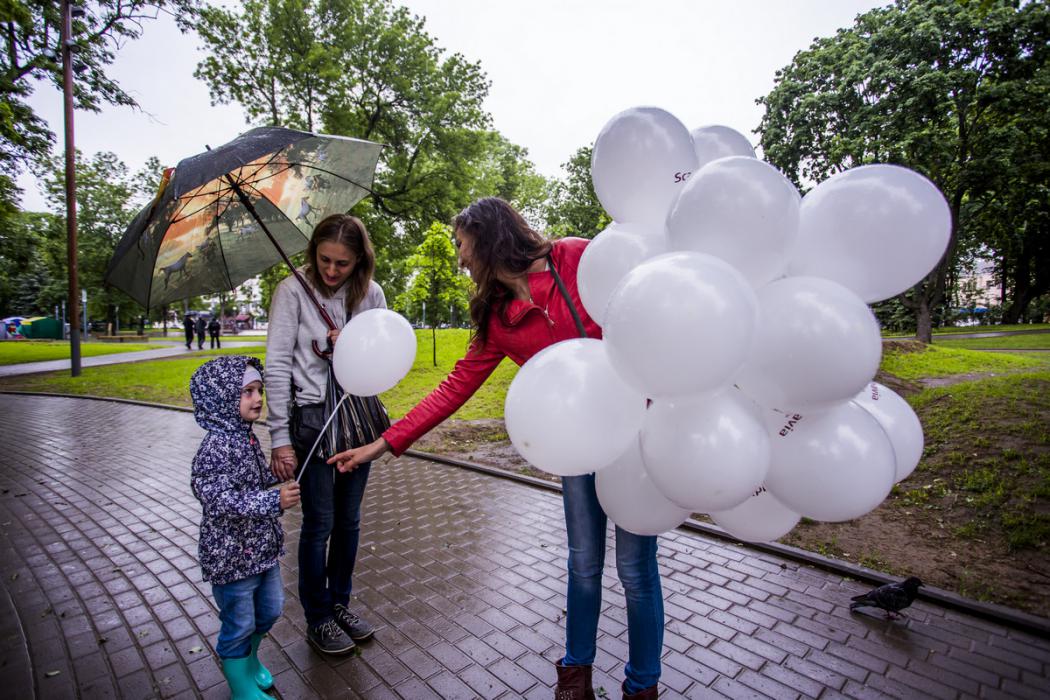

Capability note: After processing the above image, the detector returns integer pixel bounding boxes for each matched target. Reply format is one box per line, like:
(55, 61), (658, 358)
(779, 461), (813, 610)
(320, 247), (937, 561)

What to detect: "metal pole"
(62, 0), (80, 375)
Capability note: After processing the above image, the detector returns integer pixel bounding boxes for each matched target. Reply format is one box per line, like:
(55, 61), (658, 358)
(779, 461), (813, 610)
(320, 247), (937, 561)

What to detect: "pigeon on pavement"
(850, 576), (924, 619)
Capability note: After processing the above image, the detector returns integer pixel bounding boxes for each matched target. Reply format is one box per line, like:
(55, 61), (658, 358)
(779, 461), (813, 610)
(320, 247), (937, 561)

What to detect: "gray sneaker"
(333, 603), (375, 642)
(307, 618), (356, 655)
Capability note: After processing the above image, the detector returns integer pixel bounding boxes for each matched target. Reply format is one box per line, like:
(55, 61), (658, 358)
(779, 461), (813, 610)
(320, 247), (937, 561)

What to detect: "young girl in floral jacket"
(190, 355), (300, 699)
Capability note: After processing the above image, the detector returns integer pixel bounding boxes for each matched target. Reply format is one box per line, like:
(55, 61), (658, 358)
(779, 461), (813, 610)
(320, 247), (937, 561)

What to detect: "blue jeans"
(561, 474), (663, 694)
(211, 565), (283, 659)
(298, 458), (371, 627)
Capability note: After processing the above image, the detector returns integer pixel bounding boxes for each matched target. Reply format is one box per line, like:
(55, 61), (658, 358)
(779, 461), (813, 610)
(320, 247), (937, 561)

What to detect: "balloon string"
(293, 392), (350, 484)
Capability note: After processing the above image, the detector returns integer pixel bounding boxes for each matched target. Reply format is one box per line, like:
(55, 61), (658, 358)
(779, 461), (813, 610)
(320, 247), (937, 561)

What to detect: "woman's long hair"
(453, 198), (551, 346)
(304, 214), (376, 316)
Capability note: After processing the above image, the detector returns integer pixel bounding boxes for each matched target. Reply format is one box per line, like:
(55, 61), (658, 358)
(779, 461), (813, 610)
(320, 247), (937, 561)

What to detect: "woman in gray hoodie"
(266, 214), (387, 655)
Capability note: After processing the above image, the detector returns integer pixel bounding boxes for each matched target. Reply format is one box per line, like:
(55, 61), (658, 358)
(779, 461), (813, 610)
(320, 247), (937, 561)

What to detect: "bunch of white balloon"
(504, 106), (946, 542)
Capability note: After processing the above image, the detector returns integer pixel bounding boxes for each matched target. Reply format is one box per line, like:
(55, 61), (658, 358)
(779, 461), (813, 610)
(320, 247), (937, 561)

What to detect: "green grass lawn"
(880, 342), (1047, 380)
(883, 323), (1050, 338)
(0, 340), (160, 365)
(935, 333), (1050, 350)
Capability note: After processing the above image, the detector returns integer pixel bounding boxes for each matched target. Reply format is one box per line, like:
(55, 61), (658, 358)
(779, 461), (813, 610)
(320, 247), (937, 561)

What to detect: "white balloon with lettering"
(641, 390), (770, 512)
(734, 276), (882, 411)
(690, 124), (756, 169)
(765, 404), (896, 522)
(709, 486), (801, 543)
(852, 382), (925, 483)
(788, 164), (951, 303)
(603, 252), (758, 398)
(577, 222), (668, 325)
(596, 438), (692, 536)
(504, 338), (646, 477)
(591, 107), (698, 225)
(332, 309), (417, 396)
(667, 156), (801, 287)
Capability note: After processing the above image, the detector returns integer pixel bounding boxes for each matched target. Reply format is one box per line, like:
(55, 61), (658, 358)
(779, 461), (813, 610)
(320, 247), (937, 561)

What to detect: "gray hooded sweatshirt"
(265, 268), (386, 449)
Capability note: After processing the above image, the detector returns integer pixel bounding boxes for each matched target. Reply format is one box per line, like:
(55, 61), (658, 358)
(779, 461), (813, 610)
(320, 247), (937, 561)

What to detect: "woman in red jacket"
(328, 197), (662, 700)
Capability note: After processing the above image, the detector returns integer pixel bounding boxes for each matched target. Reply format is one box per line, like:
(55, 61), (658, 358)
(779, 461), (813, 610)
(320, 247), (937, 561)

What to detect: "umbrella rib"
(212, 197), (237, 296)
(296, 163), (378, 197)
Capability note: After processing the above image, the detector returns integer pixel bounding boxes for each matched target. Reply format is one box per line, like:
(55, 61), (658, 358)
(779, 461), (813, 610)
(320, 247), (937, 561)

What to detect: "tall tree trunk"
(916, 298), (933, 343)
(431, 325), (437, 367)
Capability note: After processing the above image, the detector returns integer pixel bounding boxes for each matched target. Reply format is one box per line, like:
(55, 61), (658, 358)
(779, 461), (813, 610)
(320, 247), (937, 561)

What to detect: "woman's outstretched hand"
(327, 437), (390, 472)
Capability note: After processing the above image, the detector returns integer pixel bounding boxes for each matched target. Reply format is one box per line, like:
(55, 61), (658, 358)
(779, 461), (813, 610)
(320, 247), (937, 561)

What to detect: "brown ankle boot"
(555, 661), (595, 700)
(621, 682), (658, 699)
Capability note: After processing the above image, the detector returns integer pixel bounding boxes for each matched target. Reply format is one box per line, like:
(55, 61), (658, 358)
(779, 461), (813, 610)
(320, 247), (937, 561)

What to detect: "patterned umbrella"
(106, 126), (383, 315)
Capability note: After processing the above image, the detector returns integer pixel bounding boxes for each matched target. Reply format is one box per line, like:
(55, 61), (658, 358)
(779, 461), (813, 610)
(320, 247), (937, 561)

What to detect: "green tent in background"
(19, 317), (64, 340)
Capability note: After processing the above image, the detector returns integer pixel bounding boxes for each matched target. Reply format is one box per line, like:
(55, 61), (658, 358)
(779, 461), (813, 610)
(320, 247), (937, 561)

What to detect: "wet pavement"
(0, 394), (1048, 699)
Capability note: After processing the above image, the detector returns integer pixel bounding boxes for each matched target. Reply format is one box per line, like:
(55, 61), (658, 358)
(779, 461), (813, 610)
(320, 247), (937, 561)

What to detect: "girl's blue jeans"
(561, 474), (663, 694)
(211, 565), (283, 659)
(298, 459), (371, 626)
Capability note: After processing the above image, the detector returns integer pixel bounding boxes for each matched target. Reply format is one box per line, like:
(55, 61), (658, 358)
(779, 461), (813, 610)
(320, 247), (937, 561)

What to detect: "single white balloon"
(591, 106), (698, 225)
(504, 338), (647, 477)
(709, 485), (801, 543)
(764, 403), (896, 522)
(667, 156), (800, 287)
(595, 438), (692, 536)
(332, 309), (417, 396)
(734, 276), (882, 411)
(641, 390), (770, 512)
(690, 125), (756, 169)
(577, 222), (668, 325)
(852, 382), (925, 482)
(788, 164), (951, 303)
(603, 252), (758, 398)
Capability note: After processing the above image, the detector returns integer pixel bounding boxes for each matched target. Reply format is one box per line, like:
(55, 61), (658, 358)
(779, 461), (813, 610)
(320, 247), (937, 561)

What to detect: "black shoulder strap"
(547, 254), (588, 339)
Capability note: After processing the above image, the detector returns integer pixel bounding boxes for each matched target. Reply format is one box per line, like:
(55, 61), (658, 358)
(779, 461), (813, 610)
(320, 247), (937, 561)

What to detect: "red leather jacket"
(384, 237), (602, 455)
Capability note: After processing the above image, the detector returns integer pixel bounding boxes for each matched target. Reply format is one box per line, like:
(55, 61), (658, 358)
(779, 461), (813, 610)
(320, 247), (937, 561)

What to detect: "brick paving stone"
(2, 394), (1050, 699)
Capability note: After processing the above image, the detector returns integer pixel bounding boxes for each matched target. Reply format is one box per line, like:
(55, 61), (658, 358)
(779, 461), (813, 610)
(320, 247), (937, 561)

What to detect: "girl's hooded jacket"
(190, 355), (283, 585)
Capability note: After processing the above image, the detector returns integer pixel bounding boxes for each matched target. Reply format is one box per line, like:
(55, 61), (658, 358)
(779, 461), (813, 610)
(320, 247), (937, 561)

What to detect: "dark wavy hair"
(304, 214), (376, 315)
(453, 197), (551, 346)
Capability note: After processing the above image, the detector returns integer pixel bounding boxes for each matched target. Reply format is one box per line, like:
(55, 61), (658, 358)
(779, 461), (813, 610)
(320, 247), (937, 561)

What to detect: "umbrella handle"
(293, 392), (350, 484)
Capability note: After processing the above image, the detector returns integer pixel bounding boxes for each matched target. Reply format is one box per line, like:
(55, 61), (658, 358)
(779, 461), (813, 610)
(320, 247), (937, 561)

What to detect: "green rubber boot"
(221, 655), (272, 699)
(249, 633), (274, 690)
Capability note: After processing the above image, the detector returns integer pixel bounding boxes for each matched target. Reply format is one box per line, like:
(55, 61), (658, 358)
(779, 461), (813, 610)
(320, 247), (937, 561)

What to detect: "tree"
(394, 222), (470, 365)
(543, 146), (610, 239)
(0, 1), (195, 207)
(0, 209), (63, 314)
(757, 0), (1048, 342)
(44, 151), (161, 327)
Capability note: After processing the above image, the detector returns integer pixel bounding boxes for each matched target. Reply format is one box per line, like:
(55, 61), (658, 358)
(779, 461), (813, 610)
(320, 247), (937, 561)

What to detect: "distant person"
(195, 315), (207, 350)
(0, 322), (9, 340)
(189, 356), (300, 699)
(209, 317), (222, 349)
(183, 314), (195, 350)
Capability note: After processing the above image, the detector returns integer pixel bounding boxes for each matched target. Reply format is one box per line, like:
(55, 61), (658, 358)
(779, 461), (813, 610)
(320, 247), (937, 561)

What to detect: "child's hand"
(279, 482), (301, 510)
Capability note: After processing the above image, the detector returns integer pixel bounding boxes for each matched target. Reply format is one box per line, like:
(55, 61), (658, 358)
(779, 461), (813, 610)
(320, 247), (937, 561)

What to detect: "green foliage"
(543, 146), (610, 239)
(0, 210), (63, 314)
(394, 222), (470, 327)
(0, 1), (195, 210)
(42, 151), (161, 326)
(190, 0), (545, 303)
(757, 0), (1050, 341)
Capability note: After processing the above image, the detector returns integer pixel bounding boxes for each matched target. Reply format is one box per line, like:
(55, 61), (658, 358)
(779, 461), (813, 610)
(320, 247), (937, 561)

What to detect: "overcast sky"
(19, 0), (885, 213)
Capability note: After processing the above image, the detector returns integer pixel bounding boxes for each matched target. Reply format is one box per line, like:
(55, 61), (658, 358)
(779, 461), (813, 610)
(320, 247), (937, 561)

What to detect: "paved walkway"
(0, 394), (1048, 699)
(0, 342), (264, 378)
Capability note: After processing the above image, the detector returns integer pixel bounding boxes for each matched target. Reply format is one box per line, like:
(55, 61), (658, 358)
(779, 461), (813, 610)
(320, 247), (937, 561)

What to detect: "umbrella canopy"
(106, 126), (383, 309)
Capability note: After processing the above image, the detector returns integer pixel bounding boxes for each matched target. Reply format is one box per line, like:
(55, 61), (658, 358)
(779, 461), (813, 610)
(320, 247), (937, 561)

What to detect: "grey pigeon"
(850, 576), (924, 619)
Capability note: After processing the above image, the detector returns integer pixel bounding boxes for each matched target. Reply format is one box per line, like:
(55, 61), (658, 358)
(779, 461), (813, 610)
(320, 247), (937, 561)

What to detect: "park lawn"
(0, 340), (160, 365)
(880, 341), (1046, 380)
(935, 333), (1050, 350)
(882, 323), (1050, 338)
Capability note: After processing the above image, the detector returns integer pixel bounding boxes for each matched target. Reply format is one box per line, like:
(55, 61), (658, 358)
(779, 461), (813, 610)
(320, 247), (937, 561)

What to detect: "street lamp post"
(61, 0), (83, 376)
